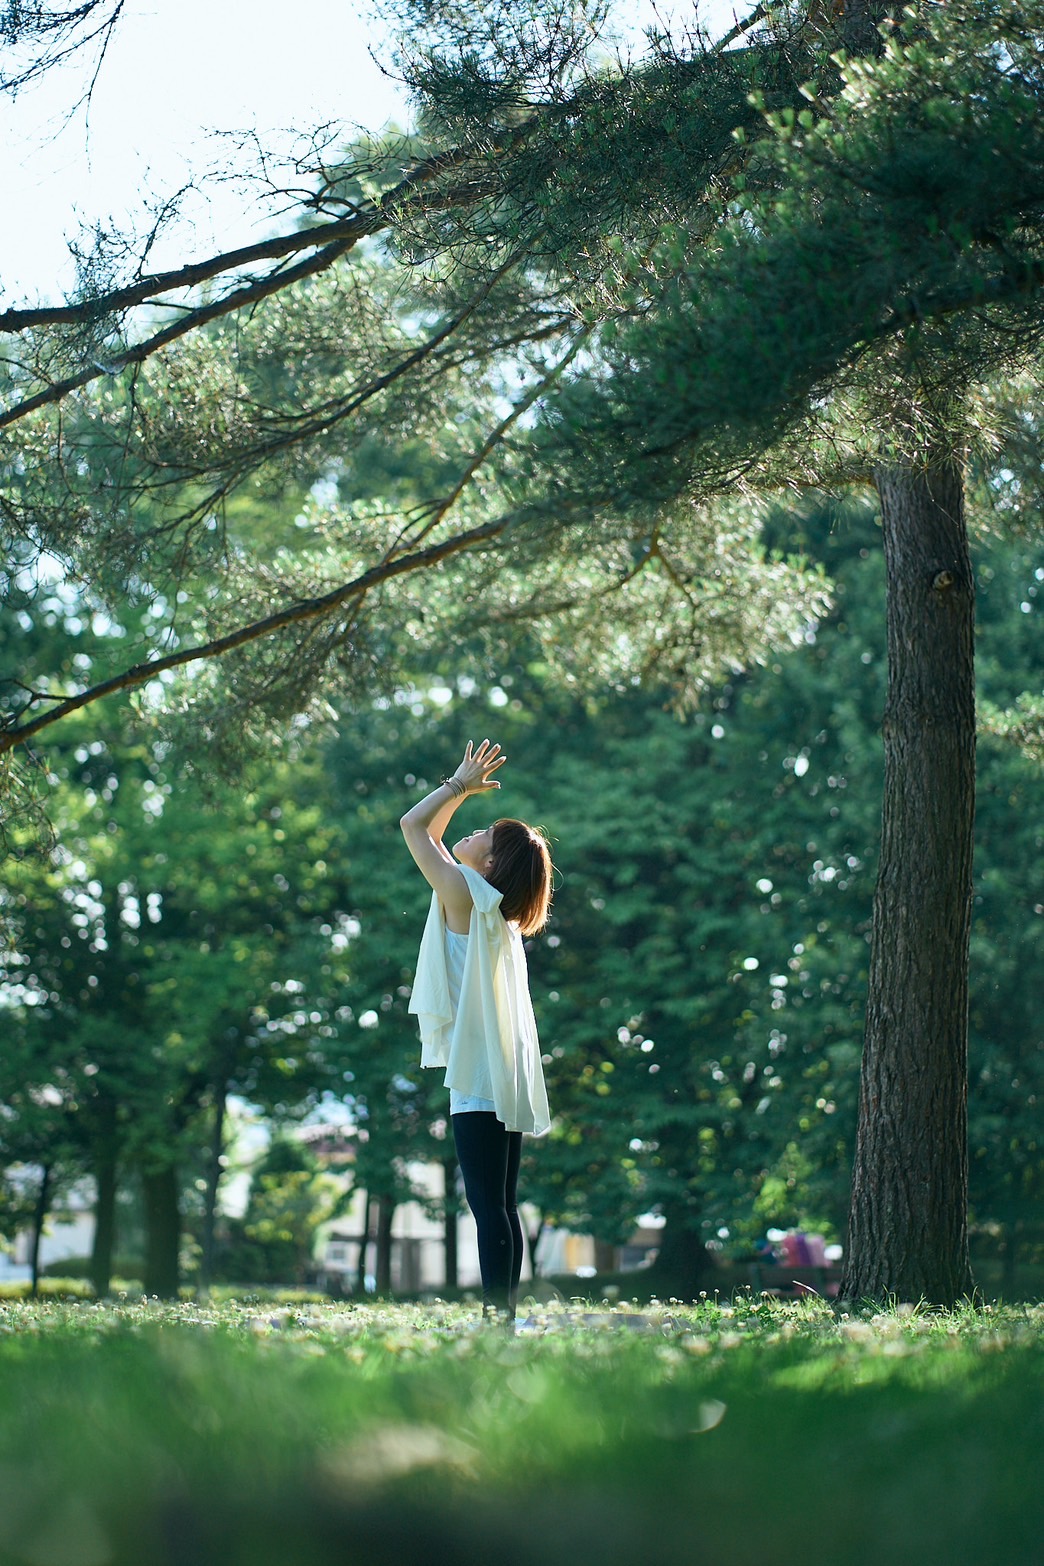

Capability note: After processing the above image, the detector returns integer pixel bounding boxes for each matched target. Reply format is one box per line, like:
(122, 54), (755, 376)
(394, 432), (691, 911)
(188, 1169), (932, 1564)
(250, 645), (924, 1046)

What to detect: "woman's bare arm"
(399, 740), (505, 923)
(425, 791), (466, 866)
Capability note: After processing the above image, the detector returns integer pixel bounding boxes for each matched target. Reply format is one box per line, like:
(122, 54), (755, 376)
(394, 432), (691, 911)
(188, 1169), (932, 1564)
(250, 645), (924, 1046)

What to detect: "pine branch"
(390, 323), (592, 554)
(882, 257), (1044, 334)
(0, 516), (510, 755)
(142, 246), (533, 481)
(0, 146), (475, 335)
(711, 3), (773, 54)
(0, 239), (357, 431)
(0, 1), (125, 100)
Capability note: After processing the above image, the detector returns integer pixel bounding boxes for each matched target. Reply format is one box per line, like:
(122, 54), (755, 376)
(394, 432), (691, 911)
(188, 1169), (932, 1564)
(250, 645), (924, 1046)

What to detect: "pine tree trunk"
(840, 453), (976, 1306)
(142, 1164), (181, 1298)
(90, 1106), (119, 1298)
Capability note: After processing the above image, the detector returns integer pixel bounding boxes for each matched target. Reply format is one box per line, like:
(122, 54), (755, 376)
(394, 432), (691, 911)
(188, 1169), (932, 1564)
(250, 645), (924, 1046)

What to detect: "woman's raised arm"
(399, 740), (506, 919)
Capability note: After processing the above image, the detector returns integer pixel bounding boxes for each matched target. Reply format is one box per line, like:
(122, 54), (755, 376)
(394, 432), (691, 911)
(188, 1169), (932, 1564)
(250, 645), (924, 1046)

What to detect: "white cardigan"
(408, 863), (551, 1136)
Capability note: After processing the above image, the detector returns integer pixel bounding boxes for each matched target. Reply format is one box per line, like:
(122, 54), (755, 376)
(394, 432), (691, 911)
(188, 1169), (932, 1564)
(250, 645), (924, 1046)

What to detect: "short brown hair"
(486, 818), (553, 936)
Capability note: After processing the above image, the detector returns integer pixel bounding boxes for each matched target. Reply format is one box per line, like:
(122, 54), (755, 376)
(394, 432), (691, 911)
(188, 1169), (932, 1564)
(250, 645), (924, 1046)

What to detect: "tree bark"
(594, 1239), (617, 1273)
(29, 1163), (52, 1299)
(90, 1102), (119, 1298)
(840, 453), (976, 1306)
(374, 1194), (396, 1297)
(142, 1164), (182, 1298)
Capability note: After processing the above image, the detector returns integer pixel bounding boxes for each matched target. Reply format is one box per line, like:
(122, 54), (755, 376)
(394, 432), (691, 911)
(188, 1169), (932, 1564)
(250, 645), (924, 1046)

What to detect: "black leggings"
(452, 1112), (523, 1316)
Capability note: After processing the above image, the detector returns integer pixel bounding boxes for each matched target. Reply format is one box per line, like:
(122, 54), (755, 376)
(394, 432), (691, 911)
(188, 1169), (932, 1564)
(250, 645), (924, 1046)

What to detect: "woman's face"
(453, 824), (495, 872)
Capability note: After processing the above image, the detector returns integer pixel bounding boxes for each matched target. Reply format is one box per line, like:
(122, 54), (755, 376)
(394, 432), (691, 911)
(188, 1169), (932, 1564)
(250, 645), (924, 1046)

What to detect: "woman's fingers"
(464, 739), (504, 765)
(456, 739), (506, 788)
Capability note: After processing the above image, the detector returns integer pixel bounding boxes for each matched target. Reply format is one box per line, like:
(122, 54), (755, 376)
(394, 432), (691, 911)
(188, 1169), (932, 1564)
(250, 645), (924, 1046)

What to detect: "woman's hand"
(452, 739), (506, 794)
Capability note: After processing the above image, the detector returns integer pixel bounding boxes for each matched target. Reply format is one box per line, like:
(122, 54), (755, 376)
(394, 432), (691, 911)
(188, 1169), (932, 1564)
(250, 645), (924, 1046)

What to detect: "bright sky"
(0, 0), (741, 303)
(0, 0), (409, 302)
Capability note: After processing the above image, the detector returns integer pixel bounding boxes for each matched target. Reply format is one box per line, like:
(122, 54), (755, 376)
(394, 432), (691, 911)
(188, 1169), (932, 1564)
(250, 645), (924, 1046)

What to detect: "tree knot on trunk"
(931, 569), (956, 591)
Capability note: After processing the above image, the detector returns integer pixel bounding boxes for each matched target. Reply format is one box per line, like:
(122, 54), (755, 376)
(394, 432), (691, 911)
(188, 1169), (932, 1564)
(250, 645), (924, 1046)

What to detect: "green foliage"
(0, 3), (830, 762)
(3, 0), (1043, 1309)
(3, 0), (1043, 773)
(393, 0), (802, 274)
(538, 0), (1044, 502)
(513, 500), (883, 1249)
(980, 693), (1044, 764)
(0, 1277), (95, 1300)
(0, 736), (349, 1142)
(219, 1138), (347, 1285)
(3, 490), (1038, 1286)
(0, 608), (362, 1284)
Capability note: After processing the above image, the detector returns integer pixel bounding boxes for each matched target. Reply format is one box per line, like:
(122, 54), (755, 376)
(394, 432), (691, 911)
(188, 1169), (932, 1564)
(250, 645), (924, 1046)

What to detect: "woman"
(400, 738), (553, 1323)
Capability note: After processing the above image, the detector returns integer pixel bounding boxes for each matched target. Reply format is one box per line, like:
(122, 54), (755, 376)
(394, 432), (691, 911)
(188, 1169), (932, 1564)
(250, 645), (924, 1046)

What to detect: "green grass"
(0, 1296), (1041, 1566)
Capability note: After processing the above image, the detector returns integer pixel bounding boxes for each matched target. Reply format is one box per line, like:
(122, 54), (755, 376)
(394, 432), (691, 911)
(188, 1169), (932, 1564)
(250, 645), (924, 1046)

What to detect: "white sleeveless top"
(444, 930), (495, 1115)
(408, 863), (550, 1136)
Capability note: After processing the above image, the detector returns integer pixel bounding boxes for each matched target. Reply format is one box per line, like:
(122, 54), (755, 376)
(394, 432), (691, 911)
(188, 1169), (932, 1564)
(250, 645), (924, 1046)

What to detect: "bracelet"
(441, 775), (468, 798)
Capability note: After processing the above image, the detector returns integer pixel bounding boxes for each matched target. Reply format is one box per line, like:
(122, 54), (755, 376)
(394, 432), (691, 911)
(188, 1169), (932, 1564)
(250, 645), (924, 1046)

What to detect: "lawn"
(0, 1294), (1040, 1566)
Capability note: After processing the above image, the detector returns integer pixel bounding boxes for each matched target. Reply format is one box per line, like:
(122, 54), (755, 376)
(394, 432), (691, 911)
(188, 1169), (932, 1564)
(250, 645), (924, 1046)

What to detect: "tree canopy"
(1, 2), (1039, 764)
